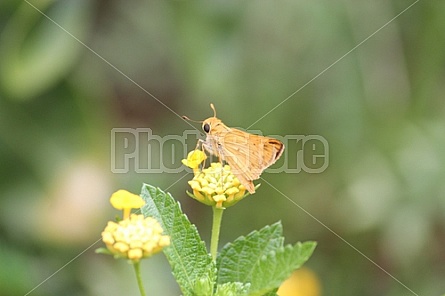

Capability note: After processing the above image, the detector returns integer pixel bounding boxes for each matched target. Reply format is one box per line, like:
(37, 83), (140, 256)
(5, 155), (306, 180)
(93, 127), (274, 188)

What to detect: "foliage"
(141, 184), (316, 295)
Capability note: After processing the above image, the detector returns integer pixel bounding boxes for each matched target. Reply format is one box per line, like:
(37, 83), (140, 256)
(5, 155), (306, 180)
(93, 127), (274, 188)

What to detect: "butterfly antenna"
(182, 115), (202, 123)
(210, 103), (217, 117)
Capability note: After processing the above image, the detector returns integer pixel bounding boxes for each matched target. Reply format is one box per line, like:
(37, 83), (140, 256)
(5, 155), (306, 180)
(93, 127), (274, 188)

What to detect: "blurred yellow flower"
(187, 162), (248, 208)
(110, 189), (145, 219)
(182, 150), (207, 172)
(101, 214), (170, 262)
(277, 267), (321, 296)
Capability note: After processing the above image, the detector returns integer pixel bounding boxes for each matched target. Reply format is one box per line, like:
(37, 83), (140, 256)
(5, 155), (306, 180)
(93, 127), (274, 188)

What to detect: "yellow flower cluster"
(187, 162), (248, 209)
(101, 214), (170, 262)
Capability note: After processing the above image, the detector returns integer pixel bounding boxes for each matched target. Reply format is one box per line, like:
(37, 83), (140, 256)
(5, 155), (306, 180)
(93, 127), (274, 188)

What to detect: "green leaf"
(141, 184), (215, 296)
(248, 241), (317, 296)
(216, 222), (316, 296)
(262, 289), (278, 296)
(214, 282), (250, 296)
(194, 275), (215, 296)
(216, 222), (284, 284)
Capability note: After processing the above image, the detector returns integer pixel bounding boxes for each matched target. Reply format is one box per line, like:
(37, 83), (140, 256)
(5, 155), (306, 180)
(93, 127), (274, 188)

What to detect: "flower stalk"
(210, 206), (224, 260)
(133, 261), (146, 296)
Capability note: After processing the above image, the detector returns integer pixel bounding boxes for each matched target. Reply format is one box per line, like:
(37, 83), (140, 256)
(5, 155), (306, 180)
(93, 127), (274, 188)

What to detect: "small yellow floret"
(109, 190), (145, 219)
(110, 190), (145, 210)
(182, 150), (207, 169)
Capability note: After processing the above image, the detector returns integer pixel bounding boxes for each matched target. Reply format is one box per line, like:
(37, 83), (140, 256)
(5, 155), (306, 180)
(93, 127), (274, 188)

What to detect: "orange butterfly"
(184, 104), (284, 193)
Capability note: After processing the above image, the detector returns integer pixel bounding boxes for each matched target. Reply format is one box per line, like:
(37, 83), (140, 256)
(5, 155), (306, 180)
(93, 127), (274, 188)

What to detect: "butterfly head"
(183, 103), (222, 135)
(202, 103), (222, 134)
(202, 117), (221, 134)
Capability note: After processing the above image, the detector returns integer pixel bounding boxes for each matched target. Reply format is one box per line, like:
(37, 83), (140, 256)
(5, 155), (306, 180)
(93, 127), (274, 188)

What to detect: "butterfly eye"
(203, 123), (211, 133)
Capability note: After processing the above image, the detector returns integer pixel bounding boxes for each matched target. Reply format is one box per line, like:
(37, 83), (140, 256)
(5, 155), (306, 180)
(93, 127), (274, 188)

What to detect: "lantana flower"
(182, 150), (254, 259)
(101, 214), (170, 263)
(98, 189), (170, 295)
(185, 161), (250, 209)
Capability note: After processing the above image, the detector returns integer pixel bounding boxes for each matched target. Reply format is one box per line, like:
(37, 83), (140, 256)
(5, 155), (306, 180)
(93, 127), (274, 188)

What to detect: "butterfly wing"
(218, 128), (284, 193)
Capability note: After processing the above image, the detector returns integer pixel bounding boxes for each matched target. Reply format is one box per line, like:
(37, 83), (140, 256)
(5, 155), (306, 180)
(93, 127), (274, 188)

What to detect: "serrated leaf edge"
(217, 222), (284, 284)
(141, 184), (216, 295)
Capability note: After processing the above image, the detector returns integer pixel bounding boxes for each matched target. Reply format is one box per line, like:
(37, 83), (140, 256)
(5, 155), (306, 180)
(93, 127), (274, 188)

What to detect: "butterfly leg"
(216, 144), (226, 187)
(196, 139), (208, 170)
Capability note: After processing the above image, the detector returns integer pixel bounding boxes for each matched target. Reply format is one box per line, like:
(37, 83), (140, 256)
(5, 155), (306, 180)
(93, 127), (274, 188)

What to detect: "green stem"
(133, 261), (147, 296)
(210, 206), (224, 260)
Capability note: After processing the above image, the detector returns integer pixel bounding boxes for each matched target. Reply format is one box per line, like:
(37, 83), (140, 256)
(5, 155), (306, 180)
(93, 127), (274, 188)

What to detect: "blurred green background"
(1, 0), (444, 295)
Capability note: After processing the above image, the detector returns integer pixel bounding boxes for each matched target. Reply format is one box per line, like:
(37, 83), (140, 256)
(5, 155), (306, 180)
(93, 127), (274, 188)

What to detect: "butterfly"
(184, 104), (284, 193)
